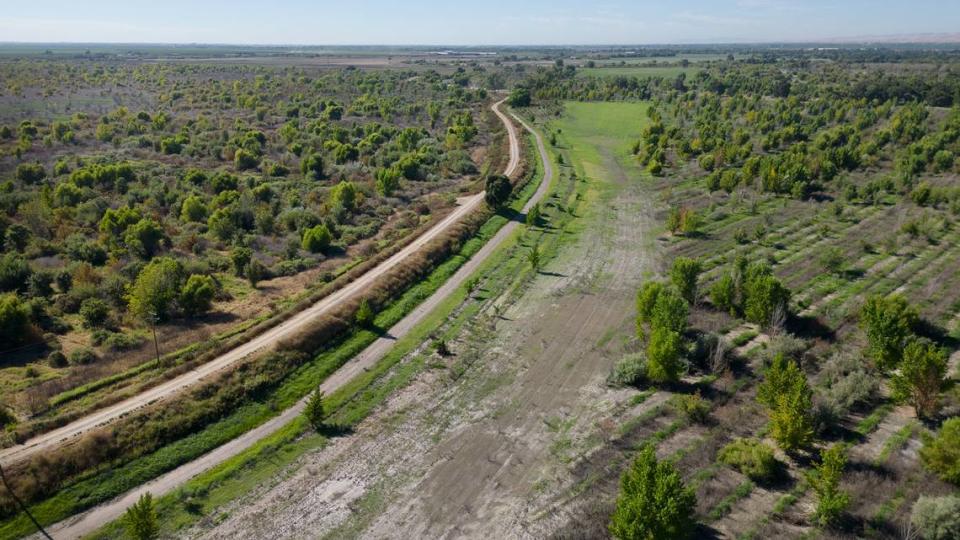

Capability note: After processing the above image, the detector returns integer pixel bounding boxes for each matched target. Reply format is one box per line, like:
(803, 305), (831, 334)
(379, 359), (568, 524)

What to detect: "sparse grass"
(709, 479), (755, 521)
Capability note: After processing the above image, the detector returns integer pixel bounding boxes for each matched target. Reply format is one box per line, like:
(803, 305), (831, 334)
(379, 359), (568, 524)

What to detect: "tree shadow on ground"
(786, 314), (835, 341)
(319, 423), (355, 438)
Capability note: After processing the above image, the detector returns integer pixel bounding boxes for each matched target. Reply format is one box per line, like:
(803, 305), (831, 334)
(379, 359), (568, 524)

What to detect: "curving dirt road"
(36, 100), (549, 539)
(0, 101), (518, 471)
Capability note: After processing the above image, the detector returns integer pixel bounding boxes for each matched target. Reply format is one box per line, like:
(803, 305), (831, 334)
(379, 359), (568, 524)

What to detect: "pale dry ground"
(34, 99), (527, 540)
(184, 141), (659, 539)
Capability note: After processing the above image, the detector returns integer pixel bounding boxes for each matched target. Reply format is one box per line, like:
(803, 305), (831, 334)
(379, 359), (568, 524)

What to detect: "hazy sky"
(2, 0), (959, 45)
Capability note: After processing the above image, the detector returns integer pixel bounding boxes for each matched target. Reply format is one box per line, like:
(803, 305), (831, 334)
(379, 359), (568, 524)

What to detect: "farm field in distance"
(1, 20), (960, 540)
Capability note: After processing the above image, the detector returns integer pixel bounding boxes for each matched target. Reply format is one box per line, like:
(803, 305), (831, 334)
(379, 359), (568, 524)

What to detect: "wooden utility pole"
(0, 463), (53, 539)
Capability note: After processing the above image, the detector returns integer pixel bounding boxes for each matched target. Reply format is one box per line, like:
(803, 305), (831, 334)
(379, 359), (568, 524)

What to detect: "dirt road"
(179, 114), (658, 540)
(37, 99), (544, 539)
(0, 103), (518, 471)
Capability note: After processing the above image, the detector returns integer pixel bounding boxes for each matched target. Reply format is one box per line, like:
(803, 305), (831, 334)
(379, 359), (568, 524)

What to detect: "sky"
(1, 0), (959, 46)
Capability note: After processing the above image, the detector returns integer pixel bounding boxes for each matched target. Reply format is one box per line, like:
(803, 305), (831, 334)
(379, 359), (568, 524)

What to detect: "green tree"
(124, 218), (165, 259)
(0, 293), (30, 347)
(230, 247), (252, 276)
(0, 253), (32, 293)
(123, 492), (159, 540)
(892, 338), (947, 418)
(636, 281), (665, 328)
(484, 174), (512, 208)
(650, 287), (689, 334)
(302, 224), (333, 253)
(860, 294), (919, 371)
(646, 327), (684, 383)
(247, 259), (268, 288)
(756, 354), (799, 409)
(808, 444), (850, 527)
(127, 257), (184, 322)
(329, 181), (358, 212)
(180, 274), (216, 317)
(301, 153), (324, 180)
(525, 202), (541, 227)
(207, 208), (237, 241)
(710, 273), (737, 314)
(759, 355), (814, 452)
(670, 257), (702, 304)
(375, 167), (401, 196)
(609, 445), (696, 540)
(920, 417), (960, 485)
(15, 162), (46, 184)
(743, 273), (790, 328)
(355, 298), (375, 328)
(507, 87), (531, 107)
(304, 387), (326, 431)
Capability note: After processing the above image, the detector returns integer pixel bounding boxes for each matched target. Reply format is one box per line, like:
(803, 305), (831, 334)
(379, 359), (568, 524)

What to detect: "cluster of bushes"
(709, 257), (790, 329)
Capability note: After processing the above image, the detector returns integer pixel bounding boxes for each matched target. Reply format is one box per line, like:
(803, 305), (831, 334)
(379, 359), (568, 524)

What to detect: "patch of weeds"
(855, 403), (894, 436)
(875, 421), (917, 465)
(708, 479), (755, 521)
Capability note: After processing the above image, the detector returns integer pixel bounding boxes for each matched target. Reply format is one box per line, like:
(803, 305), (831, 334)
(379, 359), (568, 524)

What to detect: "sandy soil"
(182, 131), (659, 539)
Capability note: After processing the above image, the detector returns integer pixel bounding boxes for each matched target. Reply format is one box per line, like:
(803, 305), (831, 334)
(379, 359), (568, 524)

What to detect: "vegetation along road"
(0, 101), (519, 471)
(38, 98), (549, 539)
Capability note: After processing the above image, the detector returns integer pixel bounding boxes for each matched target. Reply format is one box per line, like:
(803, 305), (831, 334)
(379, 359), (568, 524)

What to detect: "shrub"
(609, 353), (648, 387)
(859, 294), (918, 371)
(179, 274), (216, 317)
(123, 492), (159, 540)
(103, 332), (145, 352)
(301, 224), (333, 253)
(921, 417), (960, 485)
(47, 350), (68, 368)
(79, 297), (111, 329)
(355, 298), (375, 328)
(609, 446), (696, 540)
(910, 495), (960, 540)
(671, 391), (710, 424)
(808, 444), (850, 527)
(301, 153), (324, 180)
(816, 351), (880, 419)
(304, 387), (326, 431)
(234, 148), (259, 170)
(68, 347), (98, 366)
(127, 257), (184, 322)
(484, 174), (512, 208)
(719, 438), (779, 482)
